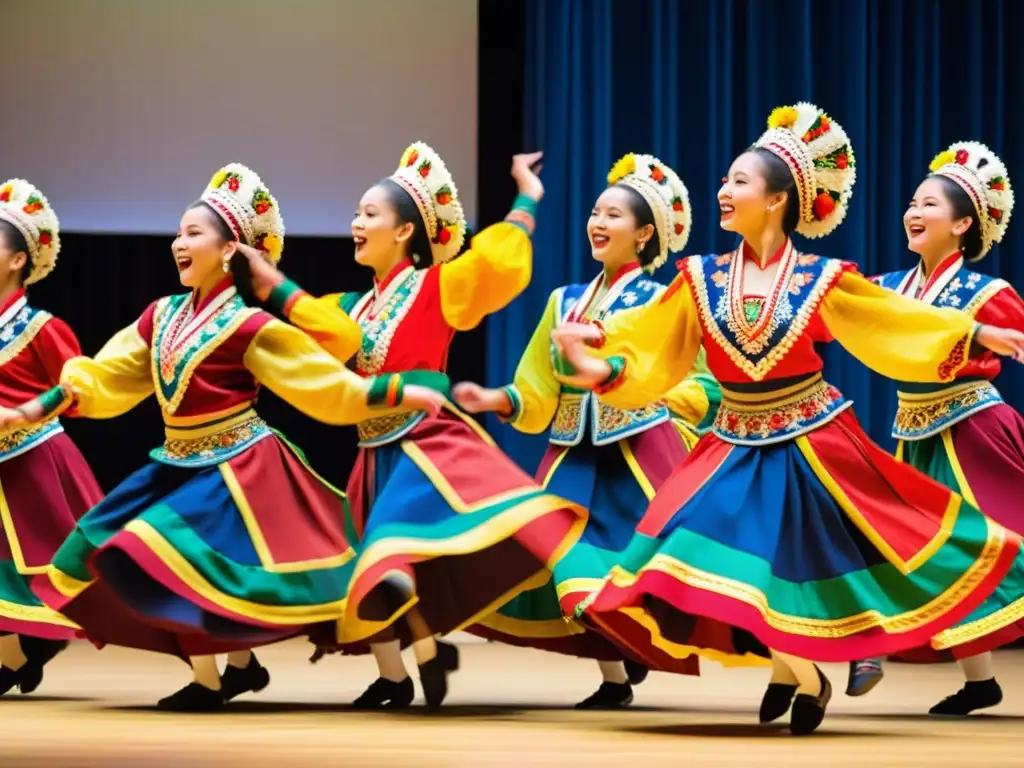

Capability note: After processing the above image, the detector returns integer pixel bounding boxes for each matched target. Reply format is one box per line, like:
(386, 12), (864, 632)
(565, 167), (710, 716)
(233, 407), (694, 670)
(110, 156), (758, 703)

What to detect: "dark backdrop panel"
(28, 232), (486, 491)
(484, 0), (1024, 470)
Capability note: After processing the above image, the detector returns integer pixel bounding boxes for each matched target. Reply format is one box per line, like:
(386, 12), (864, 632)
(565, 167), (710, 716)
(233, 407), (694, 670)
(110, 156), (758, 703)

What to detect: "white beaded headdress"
(201, 163), (285, 263)
(389, 142), (467, 264)
(928, 141), (1014, 262)
(0, 179), (60, 284)
(606, 153), (691, 271)
(754, 102), (856, 239)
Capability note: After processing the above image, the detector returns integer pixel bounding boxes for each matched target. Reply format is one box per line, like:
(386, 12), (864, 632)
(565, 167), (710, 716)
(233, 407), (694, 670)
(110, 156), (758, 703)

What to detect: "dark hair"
(185, 200), (257, 303)
(0, 219), (33, 282)
(188, 200), (236, 242)
(377, 179), (434, 268)
(610, 184), (662, 267)
(748, 147), (801, 235)
(929, 175), (983, 262)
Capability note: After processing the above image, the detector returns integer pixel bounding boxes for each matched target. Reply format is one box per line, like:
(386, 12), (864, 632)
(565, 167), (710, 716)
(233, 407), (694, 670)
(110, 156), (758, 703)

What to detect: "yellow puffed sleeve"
(587, 273), (704, 410)
(819, 270), (977, 382)
(438, 222), (532, 331)
(500, 288), (562, 433)
(265, 279), (362, 363)
(663, 345), (718, 427)
(61, 322), (154, 419)
(244, 317), (398, 425)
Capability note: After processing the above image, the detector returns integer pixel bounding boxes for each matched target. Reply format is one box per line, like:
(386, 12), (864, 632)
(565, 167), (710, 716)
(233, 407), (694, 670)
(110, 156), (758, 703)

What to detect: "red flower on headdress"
(418, 160), (432, 179)
(955, 149), (969, 165)
(674, 223), (685, 235)
(802, 115), (832, 143)
(671, 197), (684, 211)
(436, 227), (451, 245)
(436, 186), (453, 205)
(989, 207), (1002, 221)
(38, 231), (52, 246)
(407, 150), (420, 167)
(649, 165), (666, 183)
(228, 177), (240, 192)
(813, 192), (836, 220)
(252, 189), (272, 216)
(0, 187), (10, 203)
(990, 178), (1006, 191)
(23, 195), (43, 214)
(836, 153), (849, 169)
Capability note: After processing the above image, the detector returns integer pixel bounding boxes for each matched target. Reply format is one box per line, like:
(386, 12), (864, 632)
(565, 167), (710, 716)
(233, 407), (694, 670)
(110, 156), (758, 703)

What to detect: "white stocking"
(959, 652), (994, 682)
(597, 660), (629, 684)
(190, 655), (222, 690)
(769, 649), (798, 684)
(0, 635), (27, 671)
(370, 640), (408, 682)
(771, 650), (820, 696)
(412, 636), (437, 666)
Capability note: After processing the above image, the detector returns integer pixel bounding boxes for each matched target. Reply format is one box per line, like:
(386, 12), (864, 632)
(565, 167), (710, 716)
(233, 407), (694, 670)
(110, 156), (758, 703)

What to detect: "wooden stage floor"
(1, 636), (1021, 767)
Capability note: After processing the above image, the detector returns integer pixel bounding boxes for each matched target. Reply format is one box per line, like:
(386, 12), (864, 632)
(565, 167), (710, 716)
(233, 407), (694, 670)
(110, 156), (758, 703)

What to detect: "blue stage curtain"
(484, 0), (1023, 469)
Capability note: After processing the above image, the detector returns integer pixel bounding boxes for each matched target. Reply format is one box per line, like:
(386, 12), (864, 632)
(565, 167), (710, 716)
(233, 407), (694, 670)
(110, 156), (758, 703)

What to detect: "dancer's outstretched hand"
(452, 382), (511, 415)
(976, 325), (1024, 364)
(403, 385), (447, 418)
(511, 152), (545, 201)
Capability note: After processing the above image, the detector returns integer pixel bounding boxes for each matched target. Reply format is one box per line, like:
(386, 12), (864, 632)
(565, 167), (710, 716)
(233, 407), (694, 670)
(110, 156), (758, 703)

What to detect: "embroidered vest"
(345, 270), (429, 446)
(148, 289), (272, 467)
(684, 249), (852, 445)
(876, 266), (1008, 441)
(0, 298), (64, 463)
(548, 274), (671, 447)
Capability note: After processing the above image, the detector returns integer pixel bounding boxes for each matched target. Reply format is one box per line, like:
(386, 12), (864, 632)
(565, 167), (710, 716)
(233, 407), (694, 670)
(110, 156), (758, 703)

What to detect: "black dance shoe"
(758, 682), (798, 723)
(624, 659), (649, 686)
(0, 637), (70, 695)
(789, 666), (832, 735)
(929, 678), (1003, 716)
(221, 655), (271, 701)
(435, 640), (460, 672)
(416, 639), (460, 710)
(0, 666), (19, 695)
(575, 681), (634, 709)
(352, 677), (415, 709)
(157, 682), (226, 712)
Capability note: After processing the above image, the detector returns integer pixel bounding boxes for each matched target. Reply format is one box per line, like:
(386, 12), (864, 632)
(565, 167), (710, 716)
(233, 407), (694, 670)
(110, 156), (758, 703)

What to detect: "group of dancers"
(0, 100), (1021, 736)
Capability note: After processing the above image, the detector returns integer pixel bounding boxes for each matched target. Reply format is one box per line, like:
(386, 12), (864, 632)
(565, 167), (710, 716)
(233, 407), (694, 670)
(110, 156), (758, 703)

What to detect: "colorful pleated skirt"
(31, 434), (354, 658)
(468, 421), (698, 674)
(583, 408), (1023, 666)
(0, 429), (103, 640)
(314, 407), (585, 653)
(891, 402), (1024, 661)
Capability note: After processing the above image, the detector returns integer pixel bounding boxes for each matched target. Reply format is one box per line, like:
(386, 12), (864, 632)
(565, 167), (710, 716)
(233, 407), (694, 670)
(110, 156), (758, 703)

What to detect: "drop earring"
(222, 260), (230, 273)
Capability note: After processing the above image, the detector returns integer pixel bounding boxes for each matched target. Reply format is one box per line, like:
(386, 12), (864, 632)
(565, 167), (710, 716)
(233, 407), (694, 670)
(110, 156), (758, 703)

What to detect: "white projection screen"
(0, 0), (479, 235)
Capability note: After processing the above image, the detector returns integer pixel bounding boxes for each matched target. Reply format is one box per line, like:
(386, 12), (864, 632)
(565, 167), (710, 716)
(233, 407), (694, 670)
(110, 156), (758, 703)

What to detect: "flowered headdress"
(754, 102), (856, 239)
(389, 141), (467, 264)
(201, 163), (285, 263)
(928, 141), (1014, 261)
(606, 153), (691, 271)
(0, 179), (60, 284)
